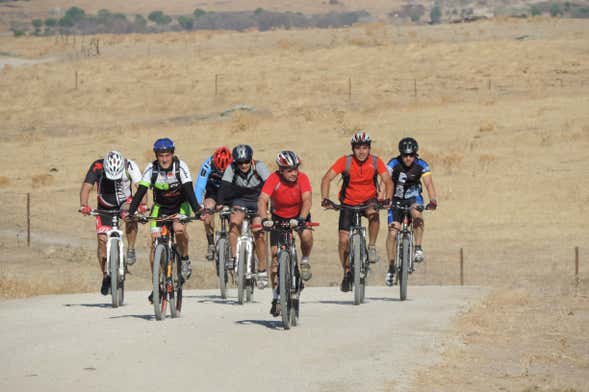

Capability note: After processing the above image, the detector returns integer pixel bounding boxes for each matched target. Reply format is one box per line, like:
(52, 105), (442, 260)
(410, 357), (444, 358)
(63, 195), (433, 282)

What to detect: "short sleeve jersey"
(387, 157), (431, 199)
(84, 158), (142, 208)
(261, 171), (312, 219)
(139, 158), (192, 209)
(331, 155), (388, 206)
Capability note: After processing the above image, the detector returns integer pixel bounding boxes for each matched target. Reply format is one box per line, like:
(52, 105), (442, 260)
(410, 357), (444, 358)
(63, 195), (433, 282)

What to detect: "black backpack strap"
(173, 156), (182, 184)
(150, 159), (159, 188)
(339, 155), (353, 203)
(372, 155), (380, 191)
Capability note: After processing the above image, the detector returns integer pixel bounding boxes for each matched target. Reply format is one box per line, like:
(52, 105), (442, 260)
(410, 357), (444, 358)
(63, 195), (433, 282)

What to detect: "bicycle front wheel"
(237, 244), (246, 304)
(278, 251), (292, 330)
(168, 251), (180, 318)
(400, 236), (410, 301)
(351, 234), (364, 305)
(109, 241), (120, 308)
(153, 244), (167, 320)
(217, 237), (229, 299)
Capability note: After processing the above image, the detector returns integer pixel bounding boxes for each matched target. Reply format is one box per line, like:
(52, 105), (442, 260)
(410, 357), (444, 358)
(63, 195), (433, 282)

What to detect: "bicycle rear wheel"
(278, 251), (292, 330)
(237, 244), (246, 304)
(351, 234), (364, 305)
(217, 237), (229, 299)
(246, 253), (256, 303)
(400, 236), (410, 301)
(153, 244), (167, 320)
(109, 242), (119, 308)
(169, 251), (180, 318)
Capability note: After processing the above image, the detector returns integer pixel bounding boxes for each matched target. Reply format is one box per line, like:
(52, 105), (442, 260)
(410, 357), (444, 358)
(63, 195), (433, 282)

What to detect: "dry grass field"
(0, 15), (588, 391)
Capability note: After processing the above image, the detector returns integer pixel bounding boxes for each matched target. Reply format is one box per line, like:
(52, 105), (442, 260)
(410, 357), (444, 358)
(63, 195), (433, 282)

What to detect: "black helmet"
(398, 137), (418, 155)
(232, 144), (253, 163)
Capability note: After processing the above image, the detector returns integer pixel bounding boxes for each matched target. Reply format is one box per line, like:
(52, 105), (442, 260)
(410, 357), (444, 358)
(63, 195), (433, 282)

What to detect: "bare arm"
(257, 192), (270, 219)
(422, 174), (437, 202)
(379, 170), (393, 200)
(320, 168), (338, 200)
(300, 191), (312, 218)
(79, 182), (93, 207)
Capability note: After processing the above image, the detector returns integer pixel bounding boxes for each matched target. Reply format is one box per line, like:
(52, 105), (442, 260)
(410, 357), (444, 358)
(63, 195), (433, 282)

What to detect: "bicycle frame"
(104, 213), (125, 280)
(234, 207), (257, 279)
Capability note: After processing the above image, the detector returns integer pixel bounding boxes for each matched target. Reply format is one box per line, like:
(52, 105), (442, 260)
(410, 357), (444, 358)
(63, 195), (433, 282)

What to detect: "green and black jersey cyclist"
(128, 138), (203, 301)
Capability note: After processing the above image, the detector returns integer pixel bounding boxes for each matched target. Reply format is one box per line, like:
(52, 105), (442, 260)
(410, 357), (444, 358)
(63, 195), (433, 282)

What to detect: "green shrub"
(12, 29), (26, 37)
(44, 18), (57, 27)
(430, 5), (442, 24)
(550, 3), (563, 16)
(193, 9), (206, 18)
(178, 15), (194, 30)
(148, 10), (172, 25)
(531, 5), (542, 16)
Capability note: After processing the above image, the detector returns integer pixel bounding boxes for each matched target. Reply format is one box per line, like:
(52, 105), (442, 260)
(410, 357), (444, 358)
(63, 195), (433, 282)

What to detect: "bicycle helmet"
(103, 150), (125, 180)
(153, 138), (175, 154)
(232, 144), (253, 163)
(398, 137), (418, 155)
(350, 131), (372, 147)
(276, 150), (301, 169)
(213, 146), (232, 171)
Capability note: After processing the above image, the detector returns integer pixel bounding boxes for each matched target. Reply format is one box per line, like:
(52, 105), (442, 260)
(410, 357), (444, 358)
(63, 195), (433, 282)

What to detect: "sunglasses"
(402, 153), (416, 158)
(236, 161), (251, 165)
(280, 167), (299, 173)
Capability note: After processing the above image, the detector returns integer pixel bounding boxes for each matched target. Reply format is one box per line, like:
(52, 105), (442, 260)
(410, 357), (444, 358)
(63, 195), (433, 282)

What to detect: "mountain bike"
(138, 213), (199, 320)
(213, 206), (232, 299)
(391, 200), (424, 301)
(259, 219), (319, 329)
(233, 206), (259, 305)
(84, 208), (127, 308)
(328, 201), (384, 305)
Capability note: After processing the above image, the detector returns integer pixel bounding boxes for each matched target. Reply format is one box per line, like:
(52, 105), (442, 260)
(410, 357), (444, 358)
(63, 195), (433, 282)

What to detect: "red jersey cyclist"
(257, 151), (314, 317)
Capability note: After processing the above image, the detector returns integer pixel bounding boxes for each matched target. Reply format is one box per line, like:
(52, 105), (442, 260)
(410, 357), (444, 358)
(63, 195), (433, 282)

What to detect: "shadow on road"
(365, 297), (404, 302)
(63, 303), (112, 308)
(235, 319), (283, 330)
(184, 294), (258, 306)
(109, 314), (155, 321)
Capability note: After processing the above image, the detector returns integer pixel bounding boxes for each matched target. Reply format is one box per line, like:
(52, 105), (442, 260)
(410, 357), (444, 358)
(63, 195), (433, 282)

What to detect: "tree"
(531, 5), (542, 16)
(59, 6), (85, 27)
(178, 15), (194, 30)
(430, 5), (442, 24)
(44, 18), (57, 27)
(148, 10), (172, 25)
(550, 3), (563, 17)
(193, 9), (206, 18)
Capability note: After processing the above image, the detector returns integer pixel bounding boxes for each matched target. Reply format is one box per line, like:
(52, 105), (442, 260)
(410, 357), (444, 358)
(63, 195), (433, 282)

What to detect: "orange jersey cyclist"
(385, 137), (437, 286)
(320, 132), (393, 292)
(258, 151), (313, 317)
(128, 138), (203, 302)
(79, 150), (144, 295)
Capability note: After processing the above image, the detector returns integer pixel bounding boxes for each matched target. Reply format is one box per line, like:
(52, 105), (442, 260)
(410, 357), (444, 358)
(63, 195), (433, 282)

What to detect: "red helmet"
(213, 146), (232, 171)
(276, 150), (301, 169)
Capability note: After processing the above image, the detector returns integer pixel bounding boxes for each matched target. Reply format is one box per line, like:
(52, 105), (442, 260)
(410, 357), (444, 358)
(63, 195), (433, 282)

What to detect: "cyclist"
(320, 132), (393, 292)
(257, 151), (313, 317)
(385, 137), (437, 286)
(194, 146), (233, 261)
(217, 144), (270, 288)
(127, 138), (203, 302)
(79, 150), (145, 295)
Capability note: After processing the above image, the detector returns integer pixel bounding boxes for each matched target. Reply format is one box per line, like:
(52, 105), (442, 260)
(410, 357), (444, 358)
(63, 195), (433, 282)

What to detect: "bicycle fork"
(105, 234), (124, 280)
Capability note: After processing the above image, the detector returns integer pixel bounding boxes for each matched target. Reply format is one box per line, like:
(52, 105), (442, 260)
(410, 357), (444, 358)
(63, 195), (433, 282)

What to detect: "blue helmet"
(153, 138), (175, 154)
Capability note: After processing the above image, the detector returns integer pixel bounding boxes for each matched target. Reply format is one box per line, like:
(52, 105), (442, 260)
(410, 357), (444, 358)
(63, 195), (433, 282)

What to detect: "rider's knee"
(97, 234), (107, 246)
(388, 223), (400, 233)
(413, 217), (424, 229)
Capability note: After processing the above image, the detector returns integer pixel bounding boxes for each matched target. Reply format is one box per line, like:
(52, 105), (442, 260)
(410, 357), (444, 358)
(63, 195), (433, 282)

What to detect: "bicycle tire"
(246, 253), (256, 303)
(169, 251), (178, 318)
(153, 244), (167, 320)
(351, 234), (364, 305)
(109, 241), (120, 308)
(217, 237), (229, 299)
(278, 251), (292, 330)
(400, 236), (410, 301)
(237, 244), (246, 304)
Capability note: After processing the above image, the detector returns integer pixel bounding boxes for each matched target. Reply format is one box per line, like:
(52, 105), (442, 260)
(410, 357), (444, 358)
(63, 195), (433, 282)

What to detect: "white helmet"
(350, 131), (372, 147)
(104, 150), (125, 180)
(276, 150), (301, 169)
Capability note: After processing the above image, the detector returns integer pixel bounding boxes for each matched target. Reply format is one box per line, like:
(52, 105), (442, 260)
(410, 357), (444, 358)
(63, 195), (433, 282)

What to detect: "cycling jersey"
(84, 159), (142, 208)
(261, 171), (312, 219)
(138, 158), (193, 210)
(217, 161), (270, 210)
(194, 156), (225, 205)
(387, 156), (431, 201)
(331, 154), (388, 206)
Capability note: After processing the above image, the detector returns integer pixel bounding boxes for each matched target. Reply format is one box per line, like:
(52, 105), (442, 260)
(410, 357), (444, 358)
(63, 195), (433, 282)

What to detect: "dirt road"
(0, 286), (485, 391)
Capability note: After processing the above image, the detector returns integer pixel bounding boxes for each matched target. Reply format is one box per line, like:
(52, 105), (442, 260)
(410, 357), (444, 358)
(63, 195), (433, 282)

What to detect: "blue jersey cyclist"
(128, 138), (203, 302)
(217, 144), (271, 288)
(385, 137), (438, 286)
(194, 146), (233, 261)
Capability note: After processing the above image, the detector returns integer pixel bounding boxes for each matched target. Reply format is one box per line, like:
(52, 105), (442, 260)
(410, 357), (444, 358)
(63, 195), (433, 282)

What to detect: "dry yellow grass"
(0, 17), (588, 390)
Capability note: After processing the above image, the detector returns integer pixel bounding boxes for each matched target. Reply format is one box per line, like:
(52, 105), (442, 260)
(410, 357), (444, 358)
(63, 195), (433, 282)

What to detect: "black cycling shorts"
(269, 214), (311, 247)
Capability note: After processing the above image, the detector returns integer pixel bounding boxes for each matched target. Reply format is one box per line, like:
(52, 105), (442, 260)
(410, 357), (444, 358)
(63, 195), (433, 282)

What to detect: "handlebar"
(130, 213), (201, 224)
(252, 220), (320, 231)
(323, 200), (387, 212)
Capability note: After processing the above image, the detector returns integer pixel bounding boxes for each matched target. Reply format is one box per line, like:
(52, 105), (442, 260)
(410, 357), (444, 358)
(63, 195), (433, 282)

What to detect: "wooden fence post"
(460, 247), (464, 286)
(27, 192), (31, 247)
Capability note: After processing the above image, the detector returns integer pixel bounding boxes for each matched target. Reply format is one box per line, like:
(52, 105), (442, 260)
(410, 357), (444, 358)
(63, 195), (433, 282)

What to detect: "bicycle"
(326, 201), (384, 305)
(259, 218), (319, 329)
(390, 200), (425, 301)
(212, 206), (232, 299)
(137, 213), (199, 320)
(84, 208), (127, 308)
(232, 206), (259, 305)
